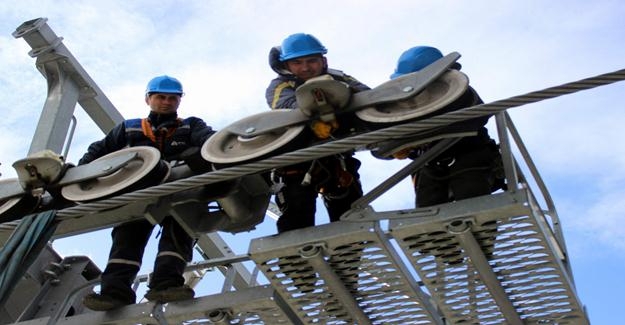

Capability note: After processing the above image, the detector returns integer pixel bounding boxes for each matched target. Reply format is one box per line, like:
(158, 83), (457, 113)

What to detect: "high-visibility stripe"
(157, 251), (187, 262)
(271, 81), (293, 109)
(107, 258), (141, 268)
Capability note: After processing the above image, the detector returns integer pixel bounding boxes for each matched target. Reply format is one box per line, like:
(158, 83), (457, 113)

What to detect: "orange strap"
(140, 118), (180, 148)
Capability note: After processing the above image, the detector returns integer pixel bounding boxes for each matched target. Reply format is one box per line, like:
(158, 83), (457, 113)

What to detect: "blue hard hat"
(145, 75), (184, 95)
(390, 46), (443, 79)
(279, 33), (328, 62)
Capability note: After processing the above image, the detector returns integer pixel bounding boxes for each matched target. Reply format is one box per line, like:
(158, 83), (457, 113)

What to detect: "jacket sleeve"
(78, 123), (127, 165)
(327, 68), (371, 92)
(188, 117), (216, 146)
(342, 73), (371, 92)
(265, 77), (298, 109)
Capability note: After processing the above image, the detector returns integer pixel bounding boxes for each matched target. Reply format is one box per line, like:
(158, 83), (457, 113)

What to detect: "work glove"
(310, 119), (339, 139)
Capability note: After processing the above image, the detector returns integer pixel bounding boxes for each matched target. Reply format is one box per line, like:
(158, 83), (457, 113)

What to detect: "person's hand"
(310, 120), (339, 139)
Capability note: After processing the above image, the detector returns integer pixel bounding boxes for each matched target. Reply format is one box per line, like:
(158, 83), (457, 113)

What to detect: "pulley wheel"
(61, 146), (170, 202)
(201, 110), (306, 167)
(355, 70), (469, 124)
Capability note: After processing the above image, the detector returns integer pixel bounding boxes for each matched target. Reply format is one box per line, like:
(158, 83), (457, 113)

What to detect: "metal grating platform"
(249, 221), (443, 324)
(10, 188), (591, 325)
(389, 189), (589, 324)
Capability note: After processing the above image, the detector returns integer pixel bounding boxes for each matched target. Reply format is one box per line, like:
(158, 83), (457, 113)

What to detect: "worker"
(387, 46), (504, 264)
(81, 75), (216, 311)
(265, 33), (370, 233)
(391, 46), (506, 265)
(389, 46), (504, 208)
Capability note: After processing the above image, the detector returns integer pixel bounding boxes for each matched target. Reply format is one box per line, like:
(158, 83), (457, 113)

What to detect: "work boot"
(83, 292), (133, 311)
(144, 284), (195, 303)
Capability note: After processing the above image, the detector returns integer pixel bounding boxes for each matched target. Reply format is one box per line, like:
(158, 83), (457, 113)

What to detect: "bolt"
(403, 86), (414, 92)
(447, 219), (471, 234)
(299, 244), (321, 258)
(245, 127), (256, 134)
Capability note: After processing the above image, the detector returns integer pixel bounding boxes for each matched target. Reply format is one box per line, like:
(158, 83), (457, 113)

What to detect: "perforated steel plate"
(389, 190), (589, 324)
(249, 221), (443, 324)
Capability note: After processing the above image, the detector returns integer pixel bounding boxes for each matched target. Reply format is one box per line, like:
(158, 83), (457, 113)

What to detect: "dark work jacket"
(79, 111), (215, 165)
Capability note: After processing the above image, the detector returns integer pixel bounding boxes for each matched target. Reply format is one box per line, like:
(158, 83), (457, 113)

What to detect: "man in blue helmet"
(266, 33), (369, 109)
(389, 46), (504, 208)
(388, 46), (504, 264)
(80, 75), (216, 311)
(265, 33), (370, 233)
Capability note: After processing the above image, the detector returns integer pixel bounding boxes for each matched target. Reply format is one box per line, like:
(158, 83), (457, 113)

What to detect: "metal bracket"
(57, 152), (138, 186)
(13, 17), (124, 156)
(0, 152), (137, 202)
(341, 205), (439, 222)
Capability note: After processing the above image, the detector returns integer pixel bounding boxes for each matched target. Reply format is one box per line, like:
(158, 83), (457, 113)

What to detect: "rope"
(0, 210), (57, 306)
(53, 68), (625, 220)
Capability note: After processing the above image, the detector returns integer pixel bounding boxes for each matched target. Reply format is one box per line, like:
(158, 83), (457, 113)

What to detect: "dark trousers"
(416, 144), (497, 207)
(415, 143), (502, 262)
(100, 216), (192, 302)
(275, 156), (363, 233)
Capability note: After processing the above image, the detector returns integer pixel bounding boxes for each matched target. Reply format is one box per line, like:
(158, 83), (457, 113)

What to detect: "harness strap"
(140, 118), (181, 149)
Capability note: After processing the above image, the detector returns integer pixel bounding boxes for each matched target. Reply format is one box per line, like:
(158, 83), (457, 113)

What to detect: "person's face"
(145, 93), (181, 114)
(285, 55), (327, 81)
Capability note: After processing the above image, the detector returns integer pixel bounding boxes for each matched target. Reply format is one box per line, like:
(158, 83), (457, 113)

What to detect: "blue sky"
(1, 1), (624, 323)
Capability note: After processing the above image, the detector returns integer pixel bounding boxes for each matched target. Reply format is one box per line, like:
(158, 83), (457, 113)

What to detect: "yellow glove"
(392, 147), (412, 159)
(310, 120), (339, 139)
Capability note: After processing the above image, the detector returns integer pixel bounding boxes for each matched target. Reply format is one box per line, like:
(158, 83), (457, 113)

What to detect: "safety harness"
(124, 117), (191, 155)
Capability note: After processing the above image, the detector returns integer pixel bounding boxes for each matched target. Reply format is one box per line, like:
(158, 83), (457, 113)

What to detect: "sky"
(0, 1), (624, 323)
